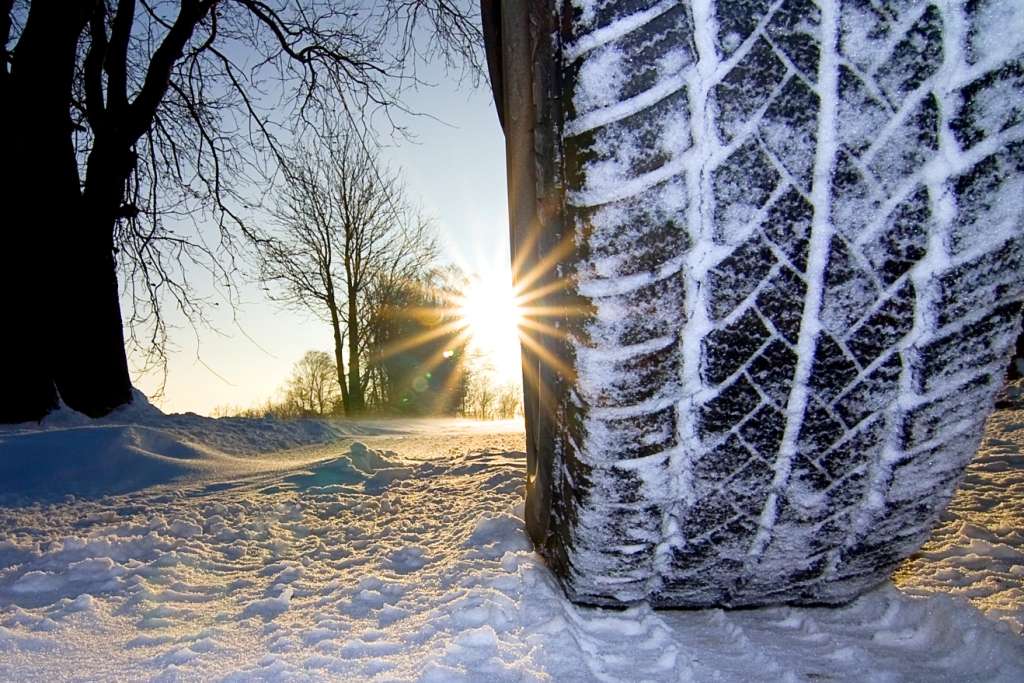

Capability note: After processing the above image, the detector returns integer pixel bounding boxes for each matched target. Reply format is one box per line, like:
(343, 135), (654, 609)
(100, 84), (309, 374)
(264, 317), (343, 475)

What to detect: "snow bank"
(0, 425), (225, 501)
(0, 389), (510, 502)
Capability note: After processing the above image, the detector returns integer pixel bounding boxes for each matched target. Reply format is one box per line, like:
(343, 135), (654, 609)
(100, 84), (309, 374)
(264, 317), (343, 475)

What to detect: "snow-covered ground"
(0, 398), (1022, 681)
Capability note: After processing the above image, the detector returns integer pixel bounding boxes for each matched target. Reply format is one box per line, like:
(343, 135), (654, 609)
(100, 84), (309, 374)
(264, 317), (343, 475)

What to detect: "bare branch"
(104, 0), (136, 114)
(126, 0), (215, 141)
(83, 1), (108, 129)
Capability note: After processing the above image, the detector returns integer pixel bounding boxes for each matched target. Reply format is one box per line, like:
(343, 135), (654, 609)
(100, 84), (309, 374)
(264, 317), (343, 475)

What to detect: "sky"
(132, 65), (511, 416)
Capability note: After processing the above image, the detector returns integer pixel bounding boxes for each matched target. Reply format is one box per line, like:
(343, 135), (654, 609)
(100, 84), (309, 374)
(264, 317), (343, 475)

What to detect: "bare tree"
(461, 366), (496, 420)
(362, 266), (468, 413)
(260, 132), (437, 414)
(0, 0), (481, 423)
(495, 382), (521, 419)
(283, 350), (339, 416)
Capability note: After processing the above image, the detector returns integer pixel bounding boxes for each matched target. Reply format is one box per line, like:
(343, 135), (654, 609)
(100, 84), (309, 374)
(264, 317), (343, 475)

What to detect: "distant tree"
(210, 400), (278, 419)
(0, 0), (481, 423)
(456, 359), (522, 420)
(462, 366), (497, 419)
(364, 266), (468, 413)
(495, 382), (522, 419)
(260, 133), (437, 414)
(283, 350), (339, 416)
(475, 381), (494, 420)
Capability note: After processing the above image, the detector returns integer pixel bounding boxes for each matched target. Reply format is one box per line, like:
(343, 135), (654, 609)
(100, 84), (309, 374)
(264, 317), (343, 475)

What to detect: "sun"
(455, 274), (525, 385)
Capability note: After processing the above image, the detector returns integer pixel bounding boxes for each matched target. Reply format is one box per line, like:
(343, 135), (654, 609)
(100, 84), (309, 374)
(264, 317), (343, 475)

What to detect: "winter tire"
(488, 0), (1024, 607)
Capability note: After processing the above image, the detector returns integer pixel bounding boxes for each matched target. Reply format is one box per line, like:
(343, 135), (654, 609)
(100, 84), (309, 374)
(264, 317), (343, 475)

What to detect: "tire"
(1010, 331), (1024, 380)
(498, 0), (1024, 607)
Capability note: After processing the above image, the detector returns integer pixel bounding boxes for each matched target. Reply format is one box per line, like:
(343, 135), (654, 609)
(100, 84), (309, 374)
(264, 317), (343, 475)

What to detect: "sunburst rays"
(370, 232), (583, 408)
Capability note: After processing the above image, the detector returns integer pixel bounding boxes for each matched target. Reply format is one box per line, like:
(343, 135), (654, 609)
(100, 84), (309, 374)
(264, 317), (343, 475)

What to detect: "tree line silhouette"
(213, 347), (522, 420)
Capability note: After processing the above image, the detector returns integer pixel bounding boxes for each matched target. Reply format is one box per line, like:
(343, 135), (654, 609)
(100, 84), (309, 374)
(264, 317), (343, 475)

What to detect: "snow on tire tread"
(547, 0), (1024, 606)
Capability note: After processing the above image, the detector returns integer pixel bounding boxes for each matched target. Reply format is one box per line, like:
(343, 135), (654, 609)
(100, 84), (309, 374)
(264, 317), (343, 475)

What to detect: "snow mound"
(2, 388), (423, 458)
(108, 388), (167, 423)
(0, 425), (224, 501)
(0, 392), (480, 503)
(279, 442), (412, 494)
(17, 388), (166, 431)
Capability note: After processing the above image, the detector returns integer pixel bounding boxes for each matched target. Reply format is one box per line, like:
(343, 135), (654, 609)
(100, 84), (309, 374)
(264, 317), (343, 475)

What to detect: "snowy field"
(0, 398), (1022, 681)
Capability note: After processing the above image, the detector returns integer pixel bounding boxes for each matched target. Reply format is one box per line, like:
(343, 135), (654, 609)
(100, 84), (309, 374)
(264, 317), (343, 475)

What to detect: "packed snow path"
(0, 410), (1022, 681)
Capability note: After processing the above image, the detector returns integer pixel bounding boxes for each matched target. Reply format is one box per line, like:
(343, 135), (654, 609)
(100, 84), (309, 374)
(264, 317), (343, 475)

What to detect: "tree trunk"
(0, 0), (92, 422)
(346, 293), (364, 413)
(55, 139), (135, 417)
(51, 229), (133, 418)
(328, 301), (350, 415)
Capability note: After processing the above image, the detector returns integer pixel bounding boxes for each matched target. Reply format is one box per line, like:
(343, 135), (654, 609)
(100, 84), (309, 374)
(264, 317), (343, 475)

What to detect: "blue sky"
(133, 72), (509, 415)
